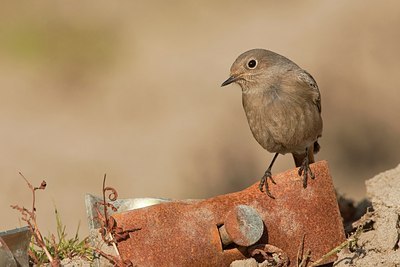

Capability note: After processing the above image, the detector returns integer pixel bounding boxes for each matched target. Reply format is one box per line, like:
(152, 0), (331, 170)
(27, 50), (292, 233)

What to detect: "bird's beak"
(221, 75), (238, 87)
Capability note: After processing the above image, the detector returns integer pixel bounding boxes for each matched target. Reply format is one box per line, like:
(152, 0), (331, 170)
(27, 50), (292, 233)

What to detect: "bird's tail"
(313, 141), (320, 154)
(292, 141), (320, 167)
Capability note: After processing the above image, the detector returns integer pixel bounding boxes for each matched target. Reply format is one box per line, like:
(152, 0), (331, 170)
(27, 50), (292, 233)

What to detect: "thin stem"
(102, 174), (108, 228)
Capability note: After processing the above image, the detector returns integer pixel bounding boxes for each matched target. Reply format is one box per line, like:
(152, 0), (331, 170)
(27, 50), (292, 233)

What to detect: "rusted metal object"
(112, 161), (345, 266)
(85, 194), (171, 229)
(85, 189), (171, 267)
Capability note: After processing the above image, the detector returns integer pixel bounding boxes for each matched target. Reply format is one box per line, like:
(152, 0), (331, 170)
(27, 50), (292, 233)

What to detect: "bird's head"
(221, 49), (293, 92)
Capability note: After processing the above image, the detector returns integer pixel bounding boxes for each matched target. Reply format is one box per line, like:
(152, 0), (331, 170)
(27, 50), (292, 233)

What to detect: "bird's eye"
(247, 59), (257, 69)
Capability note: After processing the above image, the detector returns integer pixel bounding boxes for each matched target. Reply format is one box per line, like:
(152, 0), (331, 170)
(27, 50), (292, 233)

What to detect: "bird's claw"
(298, 158), (315, 188)
(259, 169), (275, 199)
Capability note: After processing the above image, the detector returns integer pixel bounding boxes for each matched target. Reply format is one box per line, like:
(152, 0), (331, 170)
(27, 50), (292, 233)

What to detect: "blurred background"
(1, 1), (400, 236)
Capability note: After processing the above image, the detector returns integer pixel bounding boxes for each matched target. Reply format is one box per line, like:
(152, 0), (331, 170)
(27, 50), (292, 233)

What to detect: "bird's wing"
(297, 70), (322, 113)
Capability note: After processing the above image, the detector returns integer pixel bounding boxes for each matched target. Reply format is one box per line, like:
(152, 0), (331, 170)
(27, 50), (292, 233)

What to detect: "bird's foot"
(298, 158), (315, 188)
(259, 169), (276, 199)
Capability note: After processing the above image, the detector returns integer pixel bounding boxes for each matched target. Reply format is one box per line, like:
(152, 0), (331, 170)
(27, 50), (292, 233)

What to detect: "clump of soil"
(335, 164), (400, 266)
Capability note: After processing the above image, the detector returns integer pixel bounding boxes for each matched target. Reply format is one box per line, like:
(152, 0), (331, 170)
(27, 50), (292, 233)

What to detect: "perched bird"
(221, 49), (322, 198)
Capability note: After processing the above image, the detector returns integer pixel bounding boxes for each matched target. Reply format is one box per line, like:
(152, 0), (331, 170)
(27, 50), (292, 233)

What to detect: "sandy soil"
(334, 164), (400, 266)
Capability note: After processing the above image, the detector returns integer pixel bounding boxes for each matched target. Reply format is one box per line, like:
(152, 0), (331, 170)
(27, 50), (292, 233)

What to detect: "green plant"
(29, 207), (94, 265)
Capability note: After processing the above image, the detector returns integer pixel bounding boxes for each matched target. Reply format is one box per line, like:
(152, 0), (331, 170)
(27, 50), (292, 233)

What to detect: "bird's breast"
(242, 92), (322, 154)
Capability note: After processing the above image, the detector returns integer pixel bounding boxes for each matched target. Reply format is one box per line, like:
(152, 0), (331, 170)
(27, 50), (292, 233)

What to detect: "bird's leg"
(298, 148), (315, 188)
(259, 153), (279, 198)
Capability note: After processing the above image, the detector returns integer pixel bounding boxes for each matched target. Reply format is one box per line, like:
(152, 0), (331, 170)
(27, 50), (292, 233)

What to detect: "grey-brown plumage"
(221, 49), (323, 198)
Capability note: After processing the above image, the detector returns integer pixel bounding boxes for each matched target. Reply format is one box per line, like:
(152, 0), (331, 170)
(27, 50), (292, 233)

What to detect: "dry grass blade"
(309, 226), (364, 267)
(297, 234), (311, 267)
(94, 174), (138, 266)
(11, 172), (56, 265)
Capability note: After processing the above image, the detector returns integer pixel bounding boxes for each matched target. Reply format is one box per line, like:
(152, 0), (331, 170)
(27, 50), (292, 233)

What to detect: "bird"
(221, 49), (323, 198)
